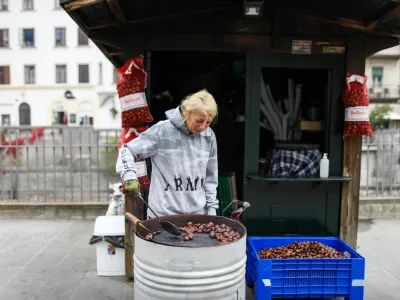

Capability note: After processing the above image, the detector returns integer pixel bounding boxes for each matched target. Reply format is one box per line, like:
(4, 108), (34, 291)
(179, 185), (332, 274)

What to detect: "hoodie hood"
(165, 107), (191, 135)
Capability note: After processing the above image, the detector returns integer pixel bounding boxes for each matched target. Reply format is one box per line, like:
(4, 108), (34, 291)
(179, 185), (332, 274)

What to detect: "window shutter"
(78, 28), (89, 45)
(4, 29), (9, 47)
(24, 66), (28, 84)
(4, 66), (10, 84)
(63, 65), (67, 83)
(79, 64), (89, 83)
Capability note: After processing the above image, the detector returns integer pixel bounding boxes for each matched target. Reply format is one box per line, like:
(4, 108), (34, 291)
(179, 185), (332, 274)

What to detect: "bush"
(370, 104), (392, 129)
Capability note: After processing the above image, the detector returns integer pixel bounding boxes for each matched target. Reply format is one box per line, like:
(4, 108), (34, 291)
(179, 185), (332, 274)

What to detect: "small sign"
(292, 40), (312, 54)
(134, 161), (148, 177)
(323, 46), (345, 54)
(108, 245), (116, 255)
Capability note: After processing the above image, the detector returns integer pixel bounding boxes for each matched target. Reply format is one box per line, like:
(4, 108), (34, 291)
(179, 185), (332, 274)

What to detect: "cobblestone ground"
(0, 218), (398, 300)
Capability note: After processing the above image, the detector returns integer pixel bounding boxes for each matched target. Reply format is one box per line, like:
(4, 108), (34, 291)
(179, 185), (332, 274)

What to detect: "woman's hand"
(124, 179), (140, 195)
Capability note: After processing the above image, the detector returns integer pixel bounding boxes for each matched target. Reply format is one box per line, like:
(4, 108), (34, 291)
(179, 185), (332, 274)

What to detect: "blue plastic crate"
(246, 237), (365, 300)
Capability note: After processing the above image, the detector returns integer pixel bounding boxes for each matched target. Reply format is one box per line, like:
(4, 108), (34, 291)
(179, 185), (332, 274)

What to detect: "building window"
(0, 29), (9, 48)
(372, 67), (383, 88)
(21, 28), (34, 47)
(78, 28), (89, 46)
(0, 0), (8, 11)
(55, 28), (66, 46)
(78, 64), (89, 83)
(0, 66), (10, 84)
(1, 114), (10, 126)
(69, 113), (76, 124)
(24, 65), (35, 84)
(23, 0), (34, 11)
(19, 103), (31, 125)
(55, 65), (67, 83)
(54, 0), (61, 9)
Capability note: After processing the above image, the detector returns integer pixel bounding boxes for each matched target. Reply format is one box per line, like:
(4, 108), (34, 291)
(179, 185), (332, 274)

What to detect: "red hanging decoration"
(117, 126), (148, 150)
(343, 72), (373, 137)
(1, 128), (44, 160)
(117, 57), (153, 128)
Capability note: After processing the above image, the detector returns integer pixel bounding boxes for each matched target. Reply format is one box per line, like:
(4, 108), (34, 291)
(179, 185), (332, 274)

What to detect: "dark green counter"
(243, 179), (348, 237)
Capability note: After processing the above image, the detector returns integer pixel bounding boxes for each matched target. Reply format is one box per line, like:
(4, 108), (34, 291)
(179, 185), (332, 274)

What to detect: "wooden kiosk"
(61, 0), (400, 279)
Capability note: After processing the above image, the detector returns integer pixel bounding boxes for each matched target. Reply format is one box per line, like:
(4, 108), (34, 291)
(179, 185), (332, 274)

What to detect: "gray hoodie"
(116, 107), (219, 216)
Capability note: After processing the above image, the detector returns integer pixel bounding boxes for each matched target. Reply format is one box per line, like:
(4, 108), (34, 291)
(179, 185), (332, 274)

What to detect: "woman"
(116, 89), (219, 218)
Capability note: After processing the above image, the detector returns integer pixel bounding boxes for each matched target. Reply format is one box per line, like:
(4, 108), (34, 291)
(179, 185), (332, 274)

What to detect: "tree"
(370, 104), (392, 129)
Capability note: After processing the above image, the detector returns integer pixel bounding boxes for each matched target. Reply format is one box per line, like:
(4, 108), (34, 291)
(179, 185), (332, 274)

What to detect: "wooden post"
(124, 193), (135, 282)
(124, 191), (146, 283)
(340, 35), (366, 249)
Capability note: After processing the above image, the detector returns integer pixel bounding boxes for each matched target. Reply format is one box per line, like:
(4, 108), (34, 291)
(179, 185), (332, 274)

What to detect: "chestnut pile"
(258, 241), (348, 259)
(180, 222), (242, 245)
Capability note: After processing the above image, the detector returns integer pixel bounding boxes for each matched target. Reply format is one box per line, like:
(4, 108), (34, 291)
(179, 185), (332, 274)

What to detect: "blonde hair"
(181, 89), (218, 119)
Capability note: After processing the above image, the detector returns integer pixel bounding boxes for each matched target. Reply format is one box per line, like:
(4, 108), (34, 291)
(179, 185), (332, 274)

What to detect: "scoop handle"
(137, 193), (161, 221)
(125, 212), (153, 234)
(125, 212), (141, 226)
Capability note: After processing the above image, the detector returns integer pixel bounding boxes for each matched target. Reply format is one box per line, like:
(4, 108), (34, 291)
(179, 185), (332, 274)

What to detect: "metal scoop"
(137, 193), (182, 236)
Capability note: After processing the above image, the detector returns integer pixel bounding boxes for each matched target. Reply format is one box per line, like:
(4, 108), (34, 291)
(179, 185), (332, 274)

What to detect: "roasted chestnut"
(258, 241), (348, 259)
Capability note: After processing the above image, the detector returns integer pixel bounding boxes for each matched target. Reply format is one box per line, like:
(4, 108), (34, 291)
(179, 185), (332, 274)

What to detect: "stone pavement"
(0, 218), (398, 300)
(356, 219), (400, 300)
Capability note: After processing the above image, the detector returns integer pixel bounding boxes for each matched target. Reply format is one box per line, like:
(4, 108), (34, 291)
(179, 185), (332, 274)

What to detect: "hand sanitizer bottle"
(320, 153), (329, 178)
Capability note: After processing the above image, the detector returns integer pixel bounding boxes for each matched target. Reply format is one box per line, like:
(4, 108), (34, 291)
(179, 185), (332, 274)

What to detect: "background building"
(0, 0), (121, 129)
(366, 44), (400, 129)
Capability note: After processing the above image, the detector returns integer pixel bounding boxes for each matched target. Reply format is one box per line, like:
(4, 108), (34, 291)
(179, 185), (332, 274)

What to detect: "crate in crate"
(246, 237), (365, 300)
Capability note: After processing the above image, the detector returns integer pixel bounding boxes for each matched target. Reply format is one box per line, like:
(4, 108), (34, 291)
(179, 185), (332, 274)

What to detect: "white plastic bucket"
(93, 216), (126, 276)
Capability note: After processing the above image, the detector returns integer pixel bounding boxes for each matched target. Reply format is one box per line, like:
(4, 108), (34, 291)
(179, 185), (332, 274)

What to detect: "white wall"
(98, 97), (123, 130)
(0, 1), (119, 128)
(366, 43), (400, 92)
(365, 58), (400, 86)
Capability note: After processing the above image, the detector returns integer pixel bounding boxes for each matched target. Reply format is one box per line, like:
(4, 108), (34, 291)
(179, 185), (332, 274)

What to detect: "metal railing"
(1, 126), (122, 203)
(368, 84), (400, 100)
(361, 131), (400, 199)
(1, 126), (399, 202)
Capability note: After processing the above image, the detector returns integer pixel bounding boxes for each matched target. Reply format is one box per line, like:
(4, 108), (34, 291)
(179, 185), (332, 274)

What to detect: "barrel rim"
(135, 215), (247, 248)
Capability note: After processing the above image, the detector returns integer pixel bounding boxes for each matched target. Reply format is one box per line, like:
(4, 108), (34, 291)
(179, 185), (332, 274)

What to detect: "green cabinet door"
(243, 53), (345, 237)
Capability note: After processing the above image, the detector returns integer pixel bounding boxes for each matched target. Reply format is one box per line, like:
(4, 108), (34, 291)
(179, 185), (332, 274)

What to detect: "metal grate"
(0, 126), (122, 203)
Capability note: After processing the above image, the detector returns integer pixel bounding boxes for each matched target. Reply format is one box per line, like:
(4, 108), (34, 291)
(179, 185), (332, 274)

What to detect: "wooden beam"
(267, 5), (400, 39)
(106, 0), (127, 23)
(110, 51), (124, 56)
(267, 6), (363, 27)
(340, 35), (365, 250)
(87, 5), (236, 30)
(366, 37), (399, 56)
(63, 0), (104, 11)
(366, 6), (400, 30)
